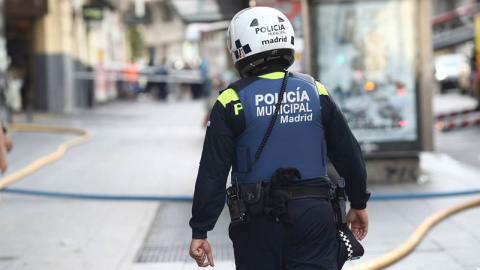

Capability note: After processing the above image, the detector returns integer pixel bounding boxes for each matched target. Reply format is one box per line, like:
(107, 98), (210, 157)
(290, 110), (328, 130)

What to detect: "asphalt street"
(435, 126), (480, 168)
(0, 95), (479, 270)
(433, 92), (480, 168)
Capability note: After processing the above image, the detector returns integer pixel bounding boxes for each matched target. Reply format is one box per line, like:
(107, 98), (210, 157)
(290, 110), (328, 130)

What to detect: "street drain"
(135, 202), (234, 263)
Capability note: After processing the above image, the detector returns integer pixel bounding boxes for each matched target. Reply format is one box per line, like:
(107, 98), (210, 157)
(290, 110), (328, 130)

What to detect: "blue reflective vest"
(230, 72), (329, 186)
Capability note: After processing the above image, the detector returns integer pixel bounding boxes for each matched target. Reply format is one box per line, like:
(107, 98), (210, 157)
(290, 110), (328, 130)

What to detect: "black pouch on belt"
(226, 185), (248, 224)
(264, 167), (301, 221)
(241, 182), (265, 216)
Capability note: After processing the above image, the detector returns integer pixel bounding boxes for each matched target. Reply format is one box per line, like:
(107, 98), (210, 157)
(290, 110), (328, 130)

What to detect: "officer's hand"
(0, 132), (13, 174)
(189, 238), (215, 267)
(347, 208), (368, 241)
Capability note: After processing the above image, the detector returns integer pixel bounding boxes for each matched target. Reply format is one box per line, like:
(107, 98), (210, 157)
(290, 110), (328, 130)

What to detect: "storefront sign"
(83, 5), (104, 21)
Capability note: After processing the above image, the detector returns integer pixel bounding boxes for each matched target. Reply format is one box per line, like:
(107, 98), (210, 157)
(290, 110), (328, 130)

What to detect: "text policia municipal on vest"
(255, 87), (313, 124)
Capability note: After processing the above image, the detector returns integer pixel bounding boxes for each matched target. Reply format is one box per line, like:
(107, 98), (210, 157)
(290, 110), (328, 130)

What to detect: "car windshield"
(435, 55), (465, 76)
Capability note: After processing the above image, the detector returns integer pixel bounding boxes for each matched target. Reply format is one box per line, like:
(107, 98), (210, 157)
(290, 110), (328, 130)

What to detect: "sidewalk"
(0, 98), (479, 270)
(432, 92), (478, 117)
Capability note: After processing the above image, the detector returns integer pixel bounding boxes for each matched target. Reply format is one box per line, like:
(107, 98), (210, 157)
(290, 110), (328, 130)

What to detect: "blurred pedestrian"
(200, 59), (211, 98)
(190, 61), (203, 100)
(0, 121), (13, 174)
(189, 7), (370, 269)
(123, 61), (139, 98)
(156, 64), (169, 101)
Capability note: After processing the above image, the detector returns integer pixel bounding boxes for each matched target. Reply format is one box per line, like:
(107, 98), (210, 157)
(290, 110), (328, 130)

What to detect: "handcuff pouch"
(241, 182), (265, 216)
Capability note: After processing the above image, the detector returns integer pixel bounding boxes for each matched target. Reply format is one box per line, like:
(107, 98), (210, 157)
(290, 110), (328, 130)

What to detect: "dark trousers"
(229, 198), (339, 270)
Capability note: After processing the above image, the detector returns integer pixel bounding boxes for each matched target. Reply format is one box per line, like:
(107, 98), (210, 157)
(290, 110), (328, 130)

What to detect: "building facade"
(3, 0), (129, 114)
(143, 1), (186, 66)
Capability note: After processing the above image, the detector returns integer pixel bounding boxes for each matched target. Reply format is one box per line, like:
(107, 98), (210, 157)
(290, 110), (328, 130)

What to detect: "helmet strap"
(236, 49), (295, 78)
(240, 59), (265, 78)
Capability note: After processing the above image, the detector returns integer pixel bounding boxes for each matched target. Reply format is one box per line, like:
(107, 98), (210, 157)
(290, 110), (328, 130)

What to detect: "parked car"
(434, 54), (471, 94)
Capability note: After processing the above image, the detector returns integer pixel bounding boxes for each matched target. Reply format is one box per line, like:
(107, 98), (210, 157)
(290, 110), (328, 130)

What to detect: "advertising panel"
(312, 0), (420, 154)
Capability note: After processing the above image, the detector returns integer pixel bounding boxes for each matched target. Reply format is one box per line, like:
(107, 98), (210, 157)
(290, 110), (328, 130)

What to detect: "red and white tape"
(435, 108), (477, 120)
(436, 117), (480, 131)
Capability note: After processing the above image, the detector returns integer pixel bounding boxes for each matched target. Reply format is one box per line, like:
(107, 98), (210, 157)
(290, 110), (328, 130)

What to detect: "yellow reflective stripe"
(258, 72), (285, 79)
(218, 88), (239, 107)
(316, 81), (329, 96)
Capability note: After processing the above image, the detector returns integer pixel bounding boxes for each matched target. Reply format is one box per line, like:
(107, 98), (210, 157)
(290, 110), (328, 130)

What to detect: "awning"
(5, 0), (48, 18)
(169, 0), (248, 23)
(98, 0), (120, 10)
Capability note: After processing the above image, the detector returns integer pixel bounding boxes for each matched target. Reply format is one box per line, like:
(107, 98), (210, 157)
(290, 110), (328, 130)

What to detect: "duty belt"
(288, 186), (331, 200)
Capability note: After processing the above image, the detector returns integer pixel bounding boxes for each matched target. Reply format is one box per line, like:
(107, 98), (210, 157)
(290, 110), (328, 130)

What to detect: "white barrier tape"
(74, 71), (203, 84)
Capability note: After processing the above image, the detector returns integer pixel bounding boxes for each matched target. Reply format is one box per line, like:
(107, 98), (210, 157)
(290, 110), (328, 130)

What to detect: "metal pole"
(419, 0), (434, 151)
(26, 18), (35, 123)
(301, 0), (312, 75)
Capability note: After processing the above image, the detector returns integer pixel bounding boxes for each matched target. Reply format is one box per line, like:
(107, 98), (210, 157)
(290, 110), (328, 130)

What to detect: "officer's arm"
(317, 83), (370, 210)
(189, 100), (234, 239)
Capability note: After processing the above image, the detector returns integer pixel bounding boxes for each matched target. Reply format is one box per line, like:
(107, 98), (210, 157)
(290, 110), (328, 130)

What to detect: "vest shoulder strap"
(227, 76), (260, 94)
(290, 72), (315, 85)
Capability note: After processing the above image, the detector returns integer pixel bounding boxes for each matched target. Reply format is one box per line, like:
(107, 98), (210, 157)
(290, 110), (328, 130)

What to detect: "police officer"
(189, 7), (370, 269)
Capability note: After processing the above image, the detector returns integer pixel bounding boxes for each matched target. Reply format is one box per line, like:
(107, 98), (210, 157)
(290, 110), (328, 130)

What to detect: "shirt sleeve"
(189, 100), (234, 239)
(319, 88), (370, 210)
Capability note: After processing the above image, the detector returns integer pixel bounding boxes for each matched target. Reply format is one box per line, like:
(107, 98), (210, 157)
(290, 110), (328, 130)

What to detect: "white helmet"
(227, 7), (295, 78)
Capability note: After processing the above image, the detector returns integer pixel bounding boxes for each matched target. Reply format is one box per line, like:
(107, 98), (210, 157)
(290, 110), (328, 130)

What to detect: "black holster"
(330, 178), (347, 229)
(264, 167), (301, 222)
